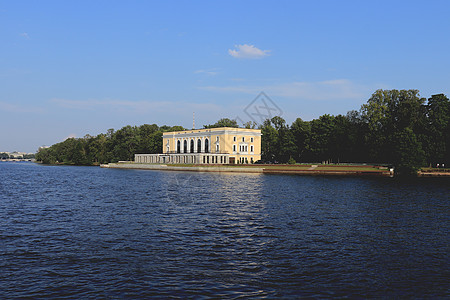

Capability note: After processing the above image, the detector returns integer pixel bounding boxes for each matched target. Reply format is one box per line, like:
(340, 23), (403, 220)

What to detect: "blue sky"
(1, 1), (449, 152)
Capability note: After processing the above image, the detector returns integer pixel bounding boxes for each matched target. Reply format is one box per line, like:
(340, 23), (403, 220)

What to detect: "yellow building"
(135, 127), (261, 164)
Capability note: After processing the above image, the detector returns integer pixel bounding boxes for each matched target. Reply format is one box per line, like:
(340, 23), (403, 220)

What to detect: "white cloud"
(228, 44), (270, 59)
(64, 133), (77, 140)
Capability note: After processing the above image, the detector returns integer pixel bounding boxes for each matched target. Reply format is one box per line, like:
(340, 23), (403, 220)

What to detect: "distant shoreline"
(1, 159), (35, 162)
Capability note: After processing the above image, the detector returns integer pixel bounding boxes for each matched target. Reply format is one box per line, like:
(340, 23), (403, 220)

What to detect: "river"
(1, 162), (448, 298)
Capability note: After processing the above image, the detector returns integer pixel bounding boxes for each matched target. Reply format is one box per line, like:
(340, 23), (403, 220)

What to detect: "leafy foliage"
(35, 124), (184, 165)
(203, 118), (238, 128)
(259, 90), (449, 174)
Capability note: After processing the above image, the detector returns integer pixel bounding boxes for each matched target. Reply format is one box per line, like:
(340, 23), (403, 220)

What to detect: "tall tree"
(423, 94), (450, 165)
(290, 118), (310, 162)
(392, 128), (426, 175)
(309, 114), (336, 163)
(360, 89), (425, 163)
(260, 119), (277, 161)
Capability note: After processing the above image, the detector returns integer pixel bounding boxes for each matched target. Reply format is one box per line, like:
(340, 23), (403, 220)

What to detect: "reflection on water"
(0, 163), (448, 298)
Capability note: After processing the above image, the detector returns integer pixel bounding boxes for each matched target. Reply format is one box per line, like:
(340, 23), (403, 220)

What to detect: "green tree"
(167, 125), (185, 132)
(204, 118), (238, 128)
(309, 114), (336, 163)
(260, 119), (277, 161)
(110, 125), (140, 162)
(243, 121), (257, 129)
(36, 147), (57, 164)
(290, 118), (310, 162)
(422, 94), (450, 165)
(137, 124), (159, 153)
(271, 116), (296, 163)
(392, 127), (426, 175)
(360, 89), (426, 163)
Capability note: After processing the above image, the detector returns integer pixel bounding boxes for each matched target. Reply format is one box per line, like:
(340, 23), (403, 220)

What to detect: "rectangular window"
(242, 137), (245, 142)
(251, 145), (254, 152)
(233, 145), (236, 152)
(233, 137), (236, 142)
(251, 137), (254, 142)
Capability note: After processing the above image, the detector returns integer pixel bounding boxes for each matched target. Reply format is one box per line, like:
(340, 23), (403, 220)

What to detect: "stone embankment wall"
(102, 162), (393, 176)
(102, 162), (264, 173)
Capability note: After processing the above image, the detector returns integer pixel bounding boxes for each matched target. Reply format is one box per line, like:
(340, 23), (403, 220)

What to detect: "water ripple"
(0, 163), (449, 298)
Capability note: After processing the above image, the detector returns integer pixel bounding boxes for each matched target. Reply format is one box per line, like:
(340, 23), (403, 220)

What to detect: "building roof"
(163, 127), (261, 136)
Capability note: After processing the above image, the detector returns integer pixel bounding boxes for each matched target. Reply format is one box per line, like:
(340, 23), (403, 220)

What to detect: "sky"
(1, 0), (449, 152)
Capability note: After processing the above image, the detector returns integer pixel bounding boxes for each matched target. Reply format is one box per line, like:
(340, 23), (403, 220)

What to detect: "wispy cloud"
(0, 101), (44, 113)
(199, 79), (373, 101)
(228, 44), (270, 59)
(51, 99), (147, 111)
(20, 32), (30, 39)
(194, 68), (219, 76)
(50, 98), (227, 115)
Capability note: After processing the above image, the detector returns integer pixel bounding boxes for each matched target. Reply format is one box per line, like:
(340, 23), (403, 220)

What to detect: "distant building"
(135, 127), (261, 164)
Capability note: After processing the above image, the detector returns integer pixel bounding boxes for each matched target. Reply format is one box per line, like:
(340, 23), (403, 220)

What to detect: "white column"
(201, 137), (204, 153)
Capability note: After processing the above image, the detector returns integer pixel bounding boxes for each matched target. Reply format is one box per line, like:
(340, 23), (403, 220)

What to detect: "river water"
(1, 162), (448, 298)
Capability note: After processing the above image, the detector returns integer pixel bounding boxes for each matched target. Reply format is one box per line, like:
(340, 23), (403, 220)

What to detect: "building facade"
(135, 127), (261, 164)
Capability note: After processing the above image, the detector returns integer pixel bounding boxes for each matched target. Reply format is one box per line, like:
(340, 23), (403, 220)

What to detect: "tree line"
(36, 89), (450, 174)
(261, 90), (449, 174)
(35, 124), (184, 165)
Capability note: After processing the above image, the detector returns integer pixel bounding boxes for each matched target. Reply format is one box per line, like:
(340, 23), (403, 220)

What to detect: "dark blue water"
(1, 162), (448, 298)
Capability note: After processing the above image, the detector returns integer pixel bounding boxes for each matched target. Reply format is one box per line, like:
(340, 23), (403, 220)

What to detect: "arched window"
(216, 144), (219, 152)
(177, 140), (181, 153)
(197, 139), (202, 153)
(190, 139), (194, 153)
(183, 140), (187, 153)
(205, 138), (209, 153)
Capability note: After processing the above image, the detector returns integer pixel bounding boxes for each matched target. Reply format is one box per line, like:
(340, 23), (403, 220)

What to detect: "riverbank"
(417, 170), (450, 177)
(102, 162), (264, 173)
(102, 162), (394, 176)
